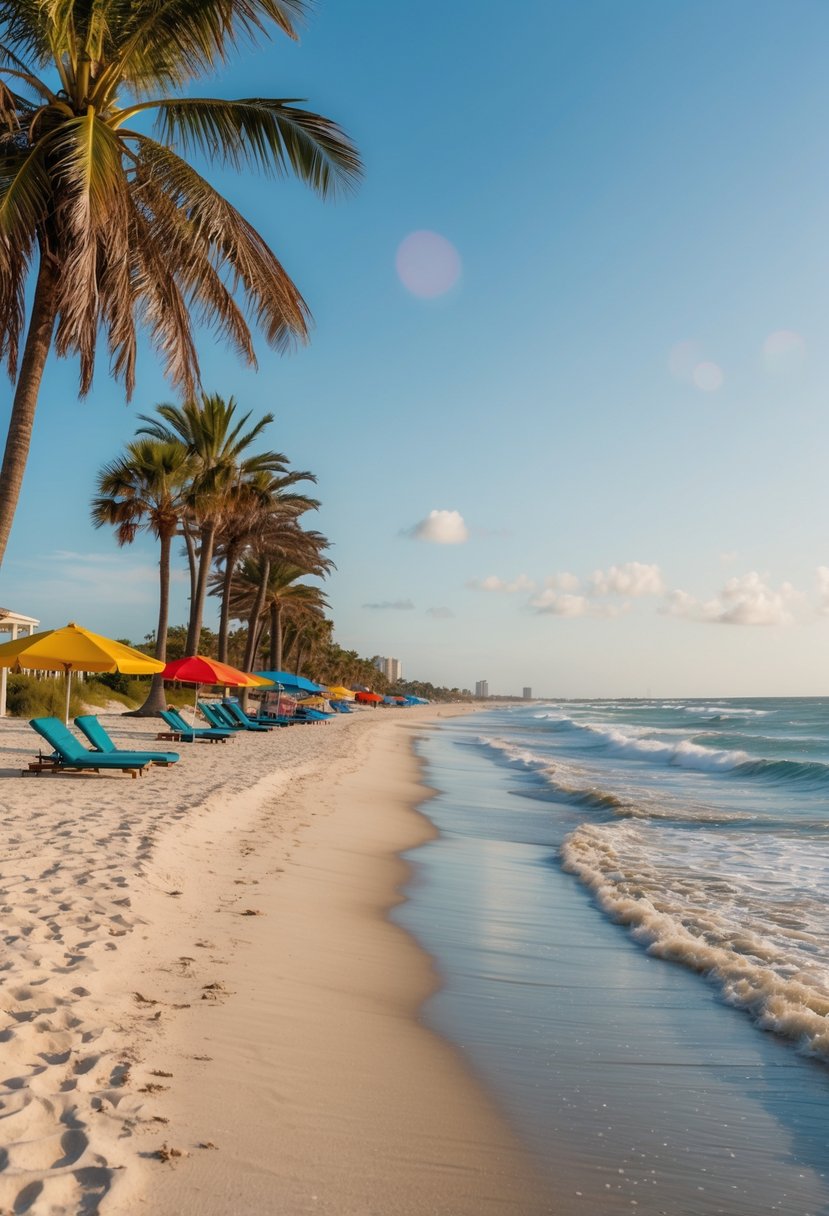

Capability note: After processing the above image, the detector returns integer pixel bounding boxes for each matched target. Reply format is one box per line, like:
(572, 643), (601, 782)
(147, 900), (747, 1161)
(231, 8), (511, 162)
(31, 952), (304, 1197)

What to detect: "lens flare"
(396, 230), (461, 298)
(692, 362), (723, 392)
(763, 329), (806, 373)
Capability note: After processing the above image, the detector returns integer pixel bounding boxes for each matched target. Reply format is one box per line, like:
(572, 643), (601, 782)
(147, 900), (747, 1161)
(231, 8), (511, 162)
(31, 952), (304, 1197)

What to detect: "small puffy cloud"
(362, 599), (415, 611)
(407, 509), (469, 545)
(590, 562), (665, 598)
(467, 573), (535, 593)
(529, 589), (591, 617)
(663, 573), (798, 626)
(426, 606), (454, 619)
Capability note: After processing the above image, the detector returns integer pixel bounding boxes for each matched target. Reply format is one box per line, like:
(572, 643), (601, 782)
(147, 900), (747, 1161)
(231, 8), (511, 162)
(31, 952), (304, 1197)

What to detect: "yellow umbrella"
(327, 685), (355, 700)
(0, 621), (165, 723)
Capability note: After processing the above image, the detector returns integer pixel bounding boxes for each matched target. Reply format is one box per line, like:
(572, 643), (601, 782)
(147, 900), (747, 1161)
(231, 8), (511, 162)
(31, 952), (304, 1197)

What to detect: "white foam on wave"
(562, 822), (829, 1059)
(579, 722), (749, 771)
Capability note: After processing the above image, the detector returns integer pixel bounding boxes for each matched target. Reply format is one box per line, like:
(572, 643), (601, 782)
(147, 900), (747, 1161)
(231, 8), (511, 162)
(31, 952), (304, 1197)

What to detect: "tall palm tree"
(213, 471), (319, 661)
(225, 550), (330, 672)
(138, 393), (290, 652)
(0, 0), (360, 568)
(91, 437), (191, 713)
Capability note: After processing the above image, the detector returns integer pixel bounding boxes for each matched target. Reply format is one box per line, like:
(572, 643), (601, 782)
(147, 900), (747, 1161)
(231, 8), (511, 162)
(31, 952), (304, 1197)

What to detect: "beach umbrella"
(355, 691), (383, 704)
(255, 670), (322, 695)
(326, 684), (355, 700)
(162, 656), (271, 720)
(0, 621), (165, 723)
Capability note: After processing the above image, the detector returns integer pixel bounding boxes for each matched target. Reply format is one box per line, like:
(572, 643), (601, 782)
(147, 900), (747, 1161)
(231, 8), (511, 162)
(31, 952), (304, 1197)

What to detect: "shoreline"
(125, 706), (553, 1215)
(0, 704), (552, 1214)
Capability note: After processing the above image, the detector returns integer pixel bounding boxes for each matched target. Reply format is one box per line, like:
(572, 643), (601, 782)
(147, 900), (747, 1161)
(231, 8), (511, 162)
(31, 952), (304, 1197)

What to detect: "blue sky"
(3, 0), (829, 695)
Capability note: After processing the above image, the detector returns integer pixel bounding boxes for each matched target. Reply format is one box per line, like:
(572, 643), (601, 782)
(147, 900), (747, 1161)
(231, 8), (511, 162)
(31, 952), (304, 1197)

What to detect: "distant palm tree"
(91, 437), (191, 713)
(213, 471), (319, 661)
(138, 394), (291, 652)
(226, 550), (330, 672)
(0, 0), (360, 568)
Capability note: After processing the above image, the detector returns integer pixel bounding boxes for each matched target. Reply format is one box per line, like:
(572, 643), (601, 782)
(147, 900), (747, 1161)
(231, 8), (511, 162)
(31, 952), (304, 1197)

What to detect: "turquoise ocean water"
(395, 700), (829, 1215)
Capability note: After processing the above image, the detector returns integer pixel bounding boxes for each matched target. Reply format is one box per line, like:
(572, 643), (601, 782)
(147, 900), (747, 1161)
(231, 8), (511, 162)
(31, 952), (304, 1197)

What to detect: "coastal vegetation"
(0, 0), (359, 570)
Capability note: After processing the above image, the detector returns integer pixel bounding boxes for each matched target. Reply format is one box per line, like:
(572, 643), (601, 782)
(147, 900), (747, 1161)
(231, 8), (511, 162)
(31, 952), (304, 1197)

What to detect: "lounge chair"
(159, 709), (231, 743)
(27, 718), (152, 778)
(74, 715), (180, 765)
(219, 701), (274, 731)
(198, 701), (244, 731)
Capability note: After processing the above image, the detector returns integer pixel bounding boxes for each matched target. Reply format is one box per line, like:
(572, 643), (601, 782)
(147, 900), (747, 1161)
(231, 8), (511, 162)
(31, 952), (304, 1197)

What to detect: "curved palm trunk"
(218, 538), (241, 662)
(187, 520), (216, 654)
(268, 600), (284, 671)
(0, 258), (59, 570)
(133, 529), (173, 716)
(182, 522), (198, 638)
(241, 557), (270, 707)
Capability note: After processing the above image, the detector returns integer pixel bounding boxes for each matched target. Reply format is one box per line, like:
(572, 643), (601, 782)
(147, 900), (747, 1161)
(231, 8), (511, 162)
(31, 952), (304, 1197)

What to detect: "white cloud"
(590, 562), (665, 598)
(467, 573), (535, 593)
(405, 505), (469, 544)
(426, 605), (454, 619)
(663, 572), (799, 626)
(529, 589), (591, 617)
(408, 509), (469, 545)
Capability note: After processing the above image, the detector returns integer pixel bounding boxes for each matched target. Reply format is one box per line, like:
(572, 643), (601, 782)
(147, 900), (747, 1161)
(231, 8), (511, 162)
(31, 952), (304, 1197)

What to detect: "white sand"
(0, 707), (553, 1215)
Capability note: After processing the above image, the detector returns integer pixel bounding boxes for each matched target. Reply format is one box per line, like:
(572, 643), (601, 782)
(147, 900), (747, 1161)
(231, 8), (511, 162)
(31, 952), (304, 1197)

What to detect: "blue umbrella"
(255, 670), (323, 695)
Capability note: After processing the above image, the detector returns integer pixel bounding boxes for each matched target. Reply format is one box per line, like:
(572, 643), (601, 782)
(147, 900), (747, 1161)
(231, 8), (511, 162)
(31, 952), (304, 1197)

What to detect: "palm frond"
(130, 134), (310, 351)
(143, 97), (361, 197)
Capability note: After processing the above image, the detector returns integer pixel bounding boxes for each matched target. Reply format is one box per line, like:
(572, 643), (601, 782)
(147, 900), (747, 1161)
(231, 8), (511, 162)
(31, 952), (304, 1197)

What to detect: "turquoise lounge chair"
(28, 718), (151, 778)
(217, 701), (273, 732)
(159, 709), (231, 742)
(74, 715), (180, 765)
(198, 700), (242, 731)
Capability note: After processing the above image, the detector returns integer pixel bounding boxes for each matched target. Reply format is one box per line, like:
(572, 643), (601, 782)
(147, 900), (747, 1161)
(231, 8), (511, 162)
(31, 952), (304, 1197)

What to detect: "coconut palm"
(0, 0), (360, 568)
(224, 549), (330, 672)
(137, 393), (291, 652)
(213, 472), (319, 661)
(91, 436), (191, 712)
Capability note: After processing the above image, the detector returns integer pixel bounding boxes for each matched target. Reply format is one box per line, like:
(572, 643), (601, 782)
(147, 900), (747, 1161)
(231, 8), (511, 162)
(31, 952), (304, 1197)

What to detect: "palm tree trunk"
(133, 529), (173, 716)
(187, 520), (216, 654)
(182, 522), (198, 639)
(243, 556), (270, 673)
(218, 538), (241, 662)
(272, 601), (284, 671)
(0, 257), (59, 570)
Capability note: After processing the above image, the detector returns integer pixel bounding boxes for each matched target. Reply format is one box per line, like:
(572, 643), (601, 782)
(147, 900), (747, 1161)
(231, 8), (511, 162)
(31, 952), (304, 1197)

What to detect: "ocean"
(395, 700), (829, 1215)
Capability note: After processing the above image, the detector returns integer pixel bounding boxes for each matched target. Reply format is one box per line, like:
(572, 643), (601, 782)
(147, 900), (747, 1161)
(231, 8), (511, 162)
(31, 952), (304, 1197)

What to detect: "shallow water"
(395, 703), (829, 1215)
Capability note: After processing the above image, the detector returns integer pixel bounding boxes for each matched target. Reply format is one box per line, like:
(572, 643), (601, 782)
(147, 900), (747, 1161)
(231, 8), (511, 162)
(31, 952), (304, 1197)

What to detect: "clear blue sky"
(4, 0), (829, 696)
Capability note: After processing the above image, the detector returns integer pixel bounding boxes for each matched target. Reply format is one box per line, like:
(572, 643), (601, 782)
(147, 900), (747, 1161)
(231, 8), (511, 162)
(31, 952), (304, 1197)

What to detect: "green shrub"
(6, 674), (84, 719)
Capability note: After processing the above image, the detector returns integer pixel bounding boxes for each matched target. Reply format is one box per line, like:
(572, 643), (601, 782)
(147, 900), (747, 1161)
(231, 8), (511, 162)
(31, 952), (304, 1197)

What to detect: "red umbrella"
(355, 690), (383, 704)
(162, 656), (271, 719)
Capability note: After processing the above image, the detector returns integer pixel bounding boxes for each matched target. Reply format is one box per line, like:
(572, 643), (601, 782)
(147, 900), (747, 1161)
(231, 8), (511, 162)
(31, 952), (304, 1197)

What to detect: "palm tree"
(224, 550), (330, 672)
(138, 393), (291, 652)
(91, 437), (191, 713)
(0, 0), (360, 568)
(213, 471), (319, 661)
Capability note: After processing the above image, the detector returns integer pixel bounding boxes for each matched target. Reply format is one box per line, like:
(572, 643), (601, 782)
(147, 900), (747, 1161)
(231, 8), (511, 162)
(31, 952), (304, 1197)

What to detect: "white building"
(475, 680), (489, 699)
(523, 687), (532, 700)
(373, 656), (402, 683)
(0, 608), (40, 716)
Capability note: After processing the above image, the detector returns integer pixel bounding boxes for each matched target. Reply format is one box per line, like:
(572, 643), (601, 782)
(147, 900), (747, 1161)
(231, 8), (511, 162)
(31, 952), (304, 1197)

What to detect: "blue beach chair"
(159, 709), (232, 743)
(219, 701), (274, 731)
(27, 718), (152, 778)
(74, 715), (180, 765)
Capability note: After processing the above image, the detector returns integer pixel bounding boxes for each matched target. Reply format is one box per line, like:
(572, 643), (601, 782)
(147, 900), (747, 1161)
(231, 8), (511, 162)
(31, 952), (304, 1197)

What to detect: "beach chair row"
(23, 697), (334, 777)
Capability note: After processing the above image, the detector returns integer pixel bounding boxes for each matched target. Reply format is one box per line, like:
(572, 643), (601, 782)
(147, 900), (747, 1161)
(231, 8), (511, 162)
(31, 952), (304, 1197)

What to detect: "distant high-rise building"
(523, 687), (532, 700)
(373, 656), (402, 683)
(475, 680), (489, 699)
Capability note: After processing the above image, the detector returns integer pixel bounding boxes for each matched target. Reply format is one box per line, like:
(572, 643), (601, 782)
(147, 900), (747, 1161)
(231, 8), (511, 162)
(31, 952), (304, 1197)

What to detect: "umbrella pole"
(64, 667), (72, 726)
(193, 683), (199, 724)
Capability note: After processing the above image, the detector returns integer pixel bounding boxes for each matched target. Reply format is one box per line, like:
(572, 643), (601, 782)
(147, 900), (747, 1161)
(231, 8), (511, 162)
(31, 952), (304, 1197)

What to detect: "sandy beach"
(0, 705), (553, 1216)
